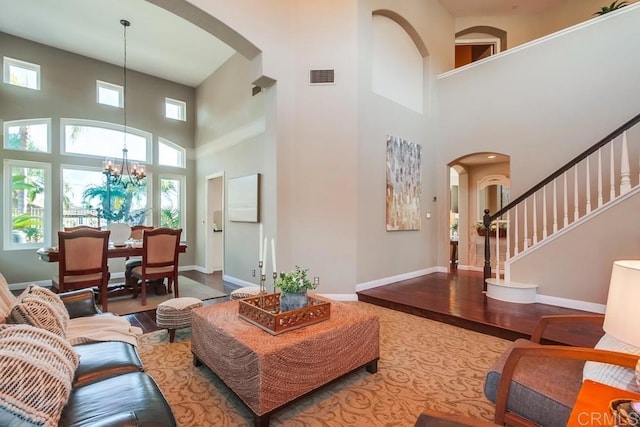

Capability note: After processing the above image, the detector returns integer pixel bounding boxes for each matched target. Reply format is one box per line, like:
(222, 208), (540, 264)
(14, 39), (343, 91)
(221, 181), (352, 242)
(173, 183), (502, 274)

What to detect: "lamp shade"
(603, 260), (640, 347)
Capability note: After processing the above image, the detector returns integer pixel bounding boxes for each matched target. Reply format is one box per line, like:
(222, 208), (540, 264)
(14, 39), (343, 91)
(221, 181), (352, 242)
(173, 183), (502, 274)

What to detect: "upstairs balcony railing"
(482, 112), (640, 289)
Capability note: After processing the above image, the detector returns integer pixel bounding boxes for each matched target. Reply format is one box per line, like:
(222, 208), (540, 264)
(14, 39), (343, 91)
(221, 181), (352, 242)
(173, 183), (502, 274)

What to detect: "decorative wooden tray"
(238, 293), (331, 335)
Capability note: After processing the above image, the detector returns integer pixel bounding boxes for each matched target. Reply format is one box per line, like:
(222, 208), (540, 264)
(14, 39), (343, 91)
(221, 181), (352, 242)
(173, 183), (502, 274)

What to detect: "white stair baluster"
(552, 179), (558, 233)
(514, 205), (519, 256)
(573, 165), (579, 222)
(610, 142), (616, 200)
(586, 158), (592, 214)
(523, 199), (529, 250)
(532, 193), (538, 245)
(563, 171), (569, 227)
(542, 186), (548, 239)
(598, 148), (603, 208)
(620, 131), (631, 194)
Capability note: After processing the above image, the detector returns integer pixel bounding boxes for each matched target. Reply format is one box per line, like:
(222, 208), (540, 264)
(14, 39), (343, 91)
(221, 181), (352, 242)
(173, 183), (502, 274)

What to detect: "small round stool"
(230, 286), (262, 300)
(155, 297), (202, 342)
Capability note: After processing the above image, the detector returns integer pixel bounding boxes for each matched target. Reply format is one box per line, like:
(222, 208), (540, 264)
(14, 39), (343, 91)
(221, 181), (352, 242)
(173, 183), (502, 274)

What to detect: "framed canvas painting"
(228, 174), (260, 222)
(386, 135), (422, 231)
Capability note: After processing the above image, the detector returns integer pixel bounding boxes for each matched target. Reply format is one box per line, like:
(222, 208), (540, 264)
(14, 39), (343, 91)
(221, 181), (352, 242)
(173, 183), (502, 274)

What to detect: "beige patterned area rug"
(105, 276), (227, 315)
(138, 302), (510, 426)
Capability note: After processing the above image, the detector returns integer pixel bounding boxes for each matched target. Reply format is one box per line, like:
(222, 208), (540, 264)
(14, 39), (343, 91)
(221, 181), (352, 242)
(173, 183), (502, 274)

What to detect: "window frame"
(158, 137), (186, 168)
(3, 118), (52, 153)
(159, 174), (186, 236)
(4, 159), (52, 251)
(165, 97), (186, 121)
(3, 56), (41, 90)
(96, 80), (124, 108)
(60, 118), (152, 164)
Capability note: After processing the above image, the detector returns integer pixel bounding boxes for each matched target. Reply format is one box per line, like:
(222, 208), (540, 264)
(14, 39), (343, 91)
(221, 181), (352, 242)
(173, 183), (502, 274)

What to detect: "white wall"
(439, 4), (640, 302)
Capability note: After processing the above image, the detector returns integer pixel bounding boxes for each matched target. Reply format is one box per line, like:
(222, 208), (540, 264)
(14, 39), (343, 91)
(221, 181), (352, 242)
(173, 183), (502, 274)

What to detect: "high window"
(61, 118), (150, 163)
(158, 138), (186, 168)
(3, 56), (40, 90)
(160, 176), (185, 232)
(4, 160), (51, 250)
(96, 80), (123, 107)
(165, 98), (186, 121)
(4, 119), (51, 152)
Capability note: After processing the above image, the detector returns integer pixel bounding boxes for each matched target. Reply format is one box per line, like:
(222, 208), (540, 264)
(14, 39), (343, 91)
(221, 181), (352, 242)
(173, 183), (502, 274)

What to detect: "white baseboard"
(223, 275), (258, 288)
(317, 293), (358, 301)
(536, 294), (605, 313)
(355, 267), (442, 292)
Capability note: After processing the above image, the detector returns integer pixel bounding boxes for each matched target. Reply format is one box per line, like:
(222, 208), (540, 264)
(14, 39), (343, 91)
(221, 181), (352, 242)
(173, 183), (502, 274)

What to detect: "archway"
(454, 26), (507, 68)
(448, 152), (510, 271)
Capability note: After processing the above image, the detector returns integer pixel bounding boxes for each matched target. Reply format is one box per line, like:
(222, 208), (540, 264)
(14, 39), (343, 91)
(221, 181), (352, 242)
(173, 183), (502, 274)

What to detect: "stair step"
(486, 279), (538, 304)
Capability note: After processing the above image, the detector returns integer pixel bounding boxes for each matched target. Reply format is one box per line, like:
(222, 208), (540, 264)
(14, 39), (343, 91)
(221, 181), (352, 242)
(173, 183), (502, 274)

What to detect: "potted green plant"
(475, 221), (507, 237)
(594, 1), (628, 15)
(275, 265), (317, 311)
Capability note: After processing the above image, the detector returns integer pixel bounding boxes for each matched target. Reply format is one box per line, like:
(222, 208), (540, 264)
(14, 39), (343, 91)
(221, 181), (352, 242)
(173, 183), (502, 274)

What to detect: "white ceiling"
(0, 0), (563, 88)
(0, 0), (235, 87)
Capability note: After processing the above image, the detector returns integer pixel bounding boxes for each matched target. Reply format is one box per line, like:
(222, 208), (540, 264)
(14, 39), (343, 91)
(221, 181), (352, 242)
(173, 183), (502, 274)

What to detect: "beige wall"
(438, 4), (640, 303)
(0, 32), (196, 283)
(194, 52), (266, 284)
(356, 0), (454, 285)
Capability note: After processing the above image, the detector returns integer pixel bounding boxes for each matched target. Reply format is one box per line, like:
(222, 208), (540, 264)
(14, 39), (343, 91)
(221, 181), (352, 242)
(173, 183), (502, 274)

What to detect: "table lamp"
(603, 260), (640, 388)
(603, 260), (640, 348)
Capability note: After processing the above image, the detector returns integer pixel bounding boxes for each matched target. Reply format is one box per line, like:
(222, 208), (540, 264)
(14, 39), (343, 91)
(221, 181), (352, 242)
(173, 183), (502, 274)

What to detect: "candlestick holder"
(258, 260), (266, 309)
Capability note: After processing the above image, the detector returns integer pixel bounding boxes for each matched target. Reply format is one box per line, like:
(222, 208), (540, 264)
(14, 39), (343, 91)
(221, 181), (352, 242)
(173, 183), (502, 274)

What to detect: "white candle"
(271, 238), (276, 273)
(259, 224), (263, 261)
(262, 237), (268, 274)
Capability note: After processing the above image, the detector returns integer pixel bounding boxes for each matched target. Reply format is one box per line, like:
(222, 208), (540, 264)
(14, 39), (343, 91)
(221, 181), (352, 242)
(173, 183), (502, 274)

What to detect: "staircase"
(483, 113), (640, 304)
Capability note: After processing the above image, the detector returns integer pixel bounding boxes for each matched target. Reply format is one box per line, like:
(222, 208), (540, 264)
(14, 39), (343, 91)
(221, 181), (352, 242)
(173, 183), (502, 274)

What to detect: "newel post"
(483, 209), (491, 292)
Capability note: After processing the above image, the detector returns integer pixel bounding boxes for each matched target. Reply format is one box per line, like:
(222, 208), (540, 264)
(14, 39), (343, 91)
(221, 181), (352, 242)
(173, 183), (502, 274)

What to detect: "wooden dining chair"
(130, 225), (153, 241)
(124, 225), (154, 290)
(131, 227), (182, 306)
(52, 229), (111, 312)
(64, 225), (101, 231)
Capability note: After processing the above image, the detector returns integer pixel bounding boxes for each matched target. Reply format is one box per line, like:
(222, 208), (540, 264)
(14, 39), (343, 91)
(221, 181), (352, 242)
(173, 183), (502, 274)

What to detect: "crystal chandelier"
(103, 19), (146, 189)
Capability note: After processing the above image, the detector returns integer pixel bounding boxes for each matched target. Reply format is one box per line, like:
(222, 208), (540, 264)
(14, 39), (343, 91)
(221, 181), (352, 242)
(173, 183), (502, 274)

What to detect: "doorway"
(206, 173), (224, 273)
(448, 153), (510, 271)
(455, 41), (497, 68)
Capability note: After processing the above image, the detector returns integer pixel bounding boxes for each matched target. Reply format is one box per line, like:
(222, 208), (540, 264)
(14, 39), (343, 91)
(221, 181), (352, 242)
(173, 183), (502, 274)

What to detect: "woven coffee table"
(191, 298), (380, 427)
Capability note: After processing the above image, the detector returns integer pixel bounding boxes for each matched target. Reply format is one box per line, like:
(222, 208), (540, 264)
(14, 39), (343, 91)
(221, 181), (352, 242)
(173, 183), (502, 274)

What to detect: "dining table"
(36, 241), (188, 263)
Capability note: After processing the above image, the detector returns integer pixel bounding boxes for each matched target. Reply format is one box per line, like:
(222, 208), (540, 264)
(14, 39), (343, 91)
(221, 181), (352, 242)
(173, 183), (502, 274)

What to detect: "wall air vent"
(252, 85), (262, 96)
(309, 69), (335, 85)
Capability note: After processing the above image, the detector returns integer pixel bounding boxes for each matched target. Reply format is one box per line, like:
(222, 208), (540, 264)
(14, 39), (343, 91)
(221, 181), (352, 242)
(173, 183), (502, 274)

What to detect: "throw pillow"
(583, 333), (640, 392)
(0, 324), (79, 427)
(19, 285), (70, 329)
(7, 297), (66, 337)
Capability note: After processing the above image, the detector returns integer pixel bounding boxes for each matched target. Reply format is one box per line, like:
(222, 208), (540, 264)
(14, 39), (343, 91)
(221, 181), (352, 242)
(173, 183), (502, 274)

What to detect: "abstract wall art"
(386, 135), (422, 231)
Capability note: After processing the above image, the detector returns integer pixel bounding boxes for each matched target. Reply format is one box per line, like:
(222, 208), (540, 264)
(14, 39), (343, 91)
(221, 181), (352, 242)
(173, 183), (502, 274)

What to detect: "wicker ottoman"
(229, 286), (262, 300)
(155, 297), (202, 342)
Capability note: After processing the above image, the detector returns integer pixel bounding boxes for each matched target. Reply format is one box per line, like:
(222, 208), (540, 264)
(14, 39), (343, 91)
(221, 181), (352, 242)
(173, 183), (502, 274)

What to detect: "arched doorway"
(454, 26), (507, 68)
(448, 152), (510, 271)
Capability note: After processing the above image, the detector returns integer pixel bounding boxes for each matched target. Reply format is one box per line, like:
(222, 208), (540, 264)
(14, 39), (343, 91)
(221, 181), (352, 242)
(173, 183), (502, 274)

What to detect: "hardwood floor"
(121, 270), (234, 333)
(123, 269), (604, 347)
(357, 269), (603, 347)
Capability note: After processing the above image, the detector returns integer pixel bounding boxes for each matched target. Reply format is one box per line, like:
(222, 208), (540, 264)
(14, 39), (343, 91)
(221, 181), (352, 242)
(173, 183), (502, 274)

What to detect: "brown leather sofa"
(0, 288), (176, 427)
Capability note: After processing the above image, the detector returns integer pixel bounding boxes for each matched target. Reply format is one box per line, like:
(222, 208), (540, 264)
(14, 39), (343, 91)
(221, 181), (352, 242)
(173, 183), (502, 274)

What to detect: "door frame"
(205, 172), (224, 273)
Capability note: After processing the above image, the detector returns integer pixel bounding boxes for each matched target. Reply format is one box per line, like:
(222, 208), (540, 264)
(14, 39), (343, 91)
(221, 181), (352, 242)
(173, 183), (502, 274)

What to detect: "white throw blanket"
(66, 315), (142, 347)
